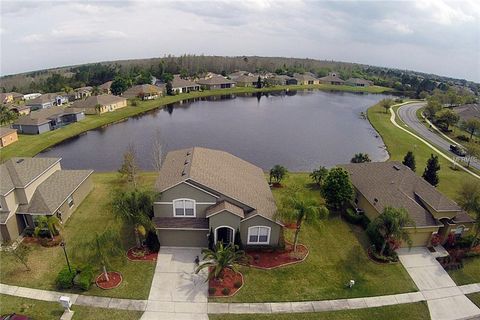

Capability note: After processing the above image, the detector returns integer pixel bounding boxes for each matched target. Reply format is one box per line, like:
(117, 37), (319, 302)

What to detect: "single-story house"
(99, 81), (113, 94)
(235, 75), (260, 87)
(7, 104), (30, 116)
(270, 75), (298, 86)
(23, 93), (42, 101)
(25, 94), (55, 111)
(346, 78), (374, 87)
(12, 106), (85, 135)
(197, 75), (236, 90)
(453, 104), (480, 122)
(294, 73), (319, 85)
(341, 162), (475, 247)
(153, 147), (283, 248)
(68, 94), (127, 114)
(319, 72), (345, 85)
(70, 87), (93, 101)
(0, 157), (93, 242)
(123, 84), (163, 100)
(0, 127), (18, 148)
(171, 75), (200, 93)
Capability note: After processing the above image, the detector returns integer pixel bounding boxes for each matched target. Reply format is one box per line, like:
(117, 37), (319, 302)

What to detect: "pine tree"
(422, 154), (440, 186)
(402, 151), (416, 172)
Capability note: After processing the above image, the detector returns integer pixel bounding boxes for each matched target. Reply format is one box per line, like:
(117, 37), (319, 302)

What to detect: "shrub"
(24, 227), (35, 237)
(366, 224), (383, 251)
(457, 135), (470, 142)
(56, 266), (77, 289)
(343, 208), (370, 229)
(37, 228), (51, 238)
(74, 266), (94, 291)
(465, 251), (480, 258)
(208, 287), (216, 295)
(233, 281), (242, 288)
(456, 235), (475, 249)
(222, 287), (231, 296)
(145, 231), (160, 253)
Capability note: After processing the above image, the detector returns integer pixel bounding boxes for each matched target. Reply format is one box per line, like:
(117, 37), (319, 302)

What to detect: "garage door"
(156, 229), (209, 247)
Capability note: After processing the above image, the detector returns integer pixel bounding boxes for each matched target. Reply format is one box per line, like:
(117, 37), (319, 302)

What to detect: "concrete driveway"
(141, 247), (208, 320)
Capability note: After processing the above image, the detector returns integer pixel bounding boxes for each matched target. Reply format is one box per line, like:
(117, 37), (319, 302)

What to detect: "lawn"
(448, 256), (480, 285)
(209, 302), (430, 320)
(0, 294), (142, 320)
(0, 172), (157, 299)
(0, 84), (391, 162)
(467, 292), (480, 308)
(212, 174), (417, 303)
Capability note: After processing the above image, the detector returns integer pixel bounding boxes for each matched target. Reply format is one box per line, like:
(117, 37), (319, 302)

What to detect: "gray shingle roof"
(319, 74), (345, 83)
(69, 94), (126, 110)
(197, 75), (236, 85)
(123, 85), (161, 99)
(294, 73), (318, 81)
(206, 201), (245, 218)
(171, 75), (199, 88)
(0, 127), (17, 138)
(13, 106), (82, 126)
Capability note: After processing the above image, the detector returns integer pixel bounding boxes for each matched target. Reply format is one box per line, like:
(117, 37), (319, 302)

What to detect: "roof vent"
(393, 165), (401, 171)
(16, 159), (24, 164)
(181, 169), (186, 176)
(186, 151), (191, 156)
(184, 160), (189, 165)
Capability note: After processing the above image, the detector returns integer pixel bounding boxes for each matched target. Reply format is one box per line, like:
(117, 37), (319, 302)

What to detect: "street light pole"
(60, 241), (72, 273)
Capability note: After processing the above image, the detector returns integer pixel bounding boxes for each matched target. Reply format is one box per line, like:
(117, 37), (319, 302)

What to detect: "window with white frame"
(247, 226), (270, 244)
(67, 195), (74, 208)
(173, 199), (195, 217)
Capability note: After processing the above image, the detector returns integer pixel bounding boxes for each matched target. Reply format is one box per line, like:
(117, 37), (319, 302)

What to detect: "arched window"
(247, 226), (271, 245)
(173, 199), (196, 217)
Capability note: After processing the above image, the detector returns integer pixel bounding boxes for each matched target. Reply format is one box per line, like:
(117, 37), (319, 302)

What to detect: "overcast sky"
(1, 0), (479, 82)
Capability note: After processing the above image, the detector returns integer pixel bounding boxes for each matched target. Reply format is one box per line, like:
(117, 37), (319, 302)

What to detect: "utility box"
(59, 296), (72, 311)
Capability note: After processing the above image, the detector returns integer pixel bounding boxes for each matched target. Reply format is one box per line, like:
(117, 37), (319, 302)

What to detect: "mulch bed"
(126, 246), (158, 261)
(283, 222), (297, 230)
(247, 242), (309, 269)
(208, 268), (244, 297)
(270, 182), (283, 188)
(96, 272), (123, 290)
(23, 235), (62, 247)
(367, 247), (398, 265)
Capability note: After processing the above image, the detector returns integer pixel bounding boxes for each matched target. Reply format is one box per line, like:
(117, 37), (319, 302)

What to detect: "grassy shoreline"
(0, 84), (392, 162)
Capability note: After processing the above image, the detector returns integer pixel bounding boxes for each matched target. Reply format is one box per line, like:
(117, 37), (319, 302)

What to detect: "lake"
(38, 90), (390, 171)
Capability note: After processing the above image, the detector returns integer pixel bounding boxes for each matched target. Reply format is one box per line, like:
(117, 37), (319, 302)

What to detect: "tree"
(310, 166), (329, 186)
(91, 86), (100, 96)
(322, 168), (354, 210)
(380, 98), (394, 114)
(110, 76), (130, 95)
(34, 215), (62, 240)
(195, 242), (247, 281)
(256, 76), (262, 89)
(166, 81), (173, 95)
(0, 105), (18, 125)
(4, 243), (31, 271)
(118, 144), (139, 188)
(350, 153), (371, 163)
(466, 144), (480, 168)
(435, 109), (459, 131)
(367, 206), (413, 256)
(422, 154), (440, 187)
(269, 165), (288, 185)
(111, 189), (155, 248)
(145, 231), (160, 253)
(424, 99), (442, 119)
(402, 151), (416, 172)
(464, 118), (480, 139)
(457, 180), (480, 248)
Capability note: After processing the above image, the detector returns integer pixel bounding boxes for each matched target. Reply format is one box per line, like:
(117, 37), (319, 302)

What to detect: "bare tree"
(151, 129), (164, 172)
(118, 143), (139, 188)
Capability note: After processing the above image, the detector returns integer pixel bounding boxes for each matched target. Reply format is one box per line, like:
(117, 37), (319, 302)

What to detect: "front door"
(216, 227), (233, 245)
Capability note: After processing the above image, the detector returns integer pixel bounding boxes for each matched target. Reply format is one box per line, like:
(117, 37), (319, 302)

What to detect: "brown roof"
(153, 217), (209, 229)
(454, 104), (480, 122)
(123, 84), (160, 98)
(294, 73), (318, 81)
(319, 74), (345, 83)
(341, 162), (466, 227)
(156, 147), (277, 221)
(0, 127), (17, 138)
(26, 94), (55, 105)
(171, 75), (199, 88)
(69, 94), (126, 110)
(13, 106), (82, 126)
(346, 78), (373, 85)
(197, 75), (236, 86)
(99, 81), (113, 90)
(235, 75), (258, 84)
(206, 201), (245, 218)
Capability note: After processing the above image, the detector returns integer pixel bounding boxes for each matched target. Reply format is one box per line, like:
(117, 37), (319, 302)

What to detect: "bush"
(208, 287), (216, 295)
(56, 266), (77, 289)
(343, 208), (370, 229)
(465, 251), (480, 258)
(456, 235), (476, 249)
(366, 224), (383, 251)
(222, 287), (231, 296)
(37, 228), (51, 238)
(145, 231), (160, 253)
(457, 135), (470, 142)
(23, 227), (35, 237)
(233, 281), (242, 288)
(74, 266), (94, 291)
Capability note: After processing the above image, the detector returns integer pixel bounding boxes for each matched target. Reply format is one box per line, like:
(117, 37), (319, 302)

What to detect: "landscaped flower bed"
(96, 272), (123, 290)
(23, 235), (62, 247)
(126, 246), (158, 261)
(247, 242), (309, 269)
(208, 268), (243, 297)
(367, 246), (399, 264)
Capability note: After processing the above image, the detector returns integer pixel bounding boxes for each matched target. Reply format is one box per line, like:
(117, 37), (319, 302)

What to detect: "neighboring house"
(171, 75), (200, 93)
(70, 86), (93, 101)
(12, 106), (85, 135)
(68, 94), (127, 114)
(235, 75), (259, 87)
(294, 73), (319, 85)
(10, 92), (24, 102)
(123, 84), (163, 100)
(23, 93), (42, 101)
(453, 104), (480, 122)
(153, 147), (283, 248)
(319, 72), (345, 85)
(0, 127), (18, 148)
(346, 78), (374, 87)
(25, 94), (55, 111)
(270, 75), (298, 86)
(197, 75), (236, 90)
(341, 162), (475, 247)
(7, 104), (30, 116)
(229, 71), (254, 80)
(0, 93), (14, 104)
(99, 81), (113, 94)
(0, 157), (93, 243)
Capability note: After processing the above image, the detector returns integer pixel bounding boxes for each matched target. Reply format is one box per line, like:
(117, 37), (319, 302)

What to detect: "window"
(247, 226), (271, 244)
(173, 199), (195, 217)
(67, 195), (74, 208)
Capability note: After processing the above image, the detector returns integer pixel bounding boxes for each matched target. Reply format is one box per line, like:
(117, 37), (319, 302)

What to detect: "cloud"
(414, 0), (477, 25)
(19, 26), (127, 44)
(374, 19), (413, 35)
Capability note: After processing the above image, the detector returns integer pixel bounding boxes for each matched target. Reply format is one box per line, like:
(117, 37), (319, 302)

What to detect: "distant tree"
(464, 118), (480, 139)
(402, 151), (416, 172)
(256, 76), (262, 89)
(135, 71), (152, 85)
(162, 73), (173, 83)
(380, 98), (394, 114)
(310, 166), (329, 186)
(118, 144), (139, 188)
(351, 153), (371, 163)
(91, 86), (100, 96)
(269, 165), (288, 185)
(166, 81), (173, 95)
(322, 168), (354, 210)
(221, 70), (227, 77)
(418, 91), (429, 99)
(466, 144), (480, 168)
(0, 105), (18, 125)
(457, 181), (480, 248)
(111, 77), (130, 95)
(422, 154), (440, 187)
(435, 109), (459, 131)
(151, 130), (164, 172)
(424, 99), (442, 119)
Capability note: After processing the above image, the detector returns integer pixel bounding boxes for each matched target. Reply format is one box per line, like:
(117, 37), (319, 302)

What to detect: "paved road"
(397, 103), (480, 171)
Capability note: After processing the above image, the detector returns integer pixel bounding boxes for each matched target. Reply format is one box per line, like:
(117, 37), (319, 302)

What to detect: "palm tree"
(350, 153), (371, 163)
(269, 165), (288, 185)
(34, 215), (62, 240)
(0, 105), (18, 125)
(111, 190), (154, 248)
(310, 166), (329, 186)
(368, 207), (413, 256)
(195, 242), (247, 281)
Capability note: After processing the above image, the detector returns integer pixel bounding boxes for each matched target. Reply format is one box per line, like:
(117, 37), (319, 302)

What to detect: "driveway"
(398, 247), (480, 320)
(141, 247), (208, 320)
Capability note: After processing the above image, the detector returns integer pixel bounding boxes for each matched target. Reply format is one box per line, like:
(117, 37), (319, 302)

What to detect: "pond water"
(38, 90), (390, 172)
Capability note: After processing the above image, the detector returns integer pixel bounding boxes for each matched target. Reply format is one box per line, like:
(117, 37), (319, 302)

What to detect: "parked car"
(1, 314), (31, 320)
(450, 144), (466, 157)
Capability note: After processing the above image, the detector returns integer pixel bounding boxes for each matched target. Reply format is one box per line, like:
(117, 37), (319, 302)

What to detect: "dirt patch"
(23, 235), (62, 247)
(95, 272), (123, 290)
(283, 222), (297, 230)
(126, 246), (158, 261)
(208, 268), (243, 297)
(247, 242), (308, 269)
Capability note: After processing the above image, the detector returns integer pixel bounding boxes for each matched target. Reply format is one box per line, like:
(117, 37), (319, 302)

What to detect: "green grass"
(0, 84), (391, 162)
(212, 174), (417, 303)
(209, 302), (430, 320)
(467, 292), (480, 308)
(0, 294), (142, 320)
(0, 172), (157, 299)
(448, 256), (480, 285)
(368, 102), (478, 199)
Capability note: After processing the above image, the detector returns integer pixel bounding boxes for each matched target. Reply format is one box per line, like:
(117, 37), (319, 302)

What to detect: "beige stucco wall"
(18, 161), (61, 204)
(0, 191), (19, 214)
(0, 132), (18, 148)
(403, 226), (439, 247)
(0, 214), (23, 242)
(156, 229), (208, 247)
(54, 175), (93, 223)
(240, 215), (282, 247)
(355, 191), (380, 221)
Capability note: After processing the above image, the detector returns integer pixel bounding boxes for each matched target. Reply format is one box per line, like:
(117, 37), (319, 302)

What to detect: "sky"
(1, 0), (479, 82)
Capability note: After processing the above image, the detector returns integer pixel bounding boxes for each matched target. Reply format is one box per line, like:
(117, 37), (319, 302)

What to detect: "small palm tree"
(196, 242), (247, 281)
(269, 165), (288, 185)
(34, 215), (62, 240)
(351, 153), (371, 163)
(310, 166), (329, 186)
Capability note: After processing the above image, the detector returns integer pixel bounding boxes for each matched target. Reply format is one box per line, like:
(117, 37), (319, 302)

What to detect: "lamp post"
(60, 241), (72, 273)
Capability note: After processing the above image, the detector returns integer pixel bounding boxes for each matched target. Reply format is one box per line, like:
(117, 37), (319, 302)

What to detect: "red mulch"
(208, 268), (243, 297)
(247, 242), (308, 269)
(95, 272), (123, 290)
(270, 182), (283, 188)
(126, 246), (158, 261)
(23, 235), (62, 247)
(283, 222), (297, 230)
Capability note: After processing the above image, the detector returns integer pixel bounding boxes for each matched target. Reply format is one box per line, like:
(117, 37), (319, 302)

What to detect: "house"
(0, 93), (14, 104)
(294, 73), (319, 85)
(197, 75), (236, 90)
(12, 106), (85, 135)
(271, 75), (298, 86)
(319, 72), (345, 85)
(10, 92), (24, 102)
(171, 75), (200, 93)
(70, 86), (93, 100)
(346, 78), (374, 87)
(23, 93), (42, 101)
(0, 157), (93, 242)
(99, 81), (113, 94)
(123, 84), (163, 100)
(153, 147), (283, 248)
(25, 94), (56, 111)
(235, 75), (259, 87)
(0, 127), (18, 148)
(341, 162), (475, 247)
(68, 94), (127, 114)
(6, 104), (30, 116)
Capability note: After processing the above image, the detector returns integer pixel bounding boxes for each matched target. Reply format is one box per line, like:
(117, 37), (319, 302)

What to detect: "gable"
(158, 182), (217, 203)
